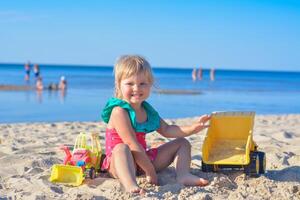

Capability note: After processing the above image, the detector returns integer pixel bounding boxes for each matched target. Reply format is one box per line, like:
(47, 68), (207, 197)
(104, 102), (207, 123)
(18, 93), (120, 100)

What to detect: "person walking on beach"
(101, 55), (210, 194)
(33, 64), (40, 78)
(24, 61), (31, 81)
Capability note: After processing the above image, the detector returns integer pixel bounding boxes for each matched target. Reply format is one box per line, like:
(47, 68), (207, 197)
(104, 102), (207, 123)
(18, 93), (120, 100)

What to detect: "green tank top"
(101, 98), (160, 133)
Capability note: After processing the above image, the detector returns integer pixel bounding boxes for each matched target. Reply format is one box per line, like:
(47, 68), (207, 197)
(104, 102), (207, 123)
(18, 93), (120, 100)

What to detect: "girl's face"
(119, 72), (151, 106)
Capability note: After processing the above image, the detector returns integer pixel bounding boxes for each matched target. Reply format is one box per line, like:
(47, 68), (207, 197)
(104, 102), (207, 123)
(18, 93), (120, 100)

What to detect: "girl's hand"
(146, 170), (158, 185)
(191, 114), (211, 134)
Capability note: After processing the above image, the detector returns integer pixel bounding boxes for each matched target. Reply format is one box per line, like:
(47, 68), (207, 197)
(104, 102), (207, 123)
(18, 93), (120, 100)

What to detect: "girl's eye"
(140, 82), (147, 86)
(126, 82), (133, 86)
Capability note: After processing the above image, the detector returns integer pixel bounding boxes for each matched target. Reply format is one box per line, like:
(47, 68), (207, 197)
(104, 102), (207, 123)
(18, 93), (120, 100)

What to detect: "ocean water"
(1, 64), (300, 123)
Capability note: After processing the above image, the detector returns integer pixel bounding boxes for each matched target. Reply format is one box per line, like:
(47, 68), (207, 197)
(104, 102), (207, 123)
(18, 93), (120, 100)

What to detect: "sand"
(0, 115), (299, 200)
(0, 85), (32, 91)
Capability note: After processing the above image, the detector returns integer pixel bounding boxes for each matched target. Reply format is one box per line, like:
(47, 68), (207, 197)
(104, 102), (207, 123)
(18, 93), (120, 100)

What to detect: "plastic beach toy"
(49, 132), (103, 186)
(201, 111), (266, 177)
(49, 164), (84, 186)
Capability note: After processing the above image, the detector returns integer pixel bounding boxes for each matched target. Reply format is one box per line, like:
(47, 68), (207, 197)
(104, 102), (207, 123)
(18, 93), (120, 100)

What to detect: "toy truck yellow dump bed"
(202, 111), (256, 165)
(49, 164), (84, 186)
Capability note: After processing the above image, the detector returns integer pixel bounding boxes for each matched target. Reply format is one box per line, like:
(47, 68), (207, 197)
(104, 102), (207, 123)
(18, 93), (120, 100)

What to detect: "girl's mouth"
(131, 93), (142, 97)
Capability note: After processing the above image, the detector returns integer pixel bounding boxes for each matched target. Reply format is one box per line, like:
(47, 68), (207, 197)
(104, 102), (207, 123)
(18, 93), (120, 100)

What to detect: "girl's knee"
(177, 138), (191, 149)
(113, 143), (131, 154)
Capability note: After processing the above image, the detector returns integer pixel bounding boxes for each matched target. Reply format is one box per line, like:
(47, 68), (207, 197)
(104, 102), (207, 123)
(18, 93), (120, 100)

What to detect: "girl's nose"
(133, 84), (139, 91)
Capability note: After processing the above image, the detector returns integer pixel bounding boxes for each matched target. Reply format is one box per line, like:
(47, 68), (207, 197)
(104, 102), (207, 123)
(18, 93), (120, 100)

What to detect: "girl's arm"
(157, 114), (211, 138)
(110, 107), (157, 182)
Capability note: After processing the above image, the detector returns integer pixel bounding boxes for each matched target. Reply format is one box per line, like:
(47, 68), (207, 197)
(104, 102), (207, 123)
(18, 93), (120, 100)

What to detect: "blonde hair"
(114, 55), (154, 98)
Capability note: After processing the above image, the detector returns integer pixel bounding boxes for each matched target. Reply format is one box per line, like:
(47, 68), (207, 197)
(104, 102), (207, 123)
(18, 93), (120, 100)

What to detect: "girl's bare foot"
(126, 185), (145, 194)
(177, 173), (209, 186)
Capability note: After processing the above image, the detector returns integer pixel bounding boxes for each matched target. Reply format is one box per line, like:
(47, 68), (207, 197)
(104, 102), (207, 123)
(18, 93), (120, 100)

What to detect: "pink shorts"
(101, 128), (158, 172)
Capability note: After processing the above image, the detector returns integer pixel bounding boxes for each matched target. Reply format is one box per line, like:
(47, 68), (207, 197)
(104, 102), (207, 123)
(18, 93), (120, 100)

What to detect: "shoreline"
(0, 114), (299, 199)
(0, 84), (33, 91)
(1, 113), (300, 124)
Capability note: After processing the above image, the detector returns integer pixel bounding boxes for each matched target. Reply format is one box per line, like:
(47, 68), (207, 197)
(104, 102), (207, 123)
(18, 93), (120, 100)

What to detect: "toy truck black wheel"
(98, 154), (107, 173)
(257, 151), (266, 174)
(89, 167), (96, 179)
(202, 161), (214, 172)
(244, 152), (260, 177)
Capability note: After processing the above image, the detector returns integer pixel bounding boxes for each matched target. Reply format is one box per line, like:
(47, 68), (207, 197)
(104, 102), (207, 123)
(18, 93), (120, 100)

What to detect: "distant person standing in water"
(59, 76), (67, 90)
(192, 68), (197, 81)
(36, 78), (43, 103)
(197, 67), (203, 81)
(33, 64), (40, 78)
(59, 76), (67, 102)
(210, 68), (215, 81)
(24, 61), (31, 81)
(36, 77), (44, 90)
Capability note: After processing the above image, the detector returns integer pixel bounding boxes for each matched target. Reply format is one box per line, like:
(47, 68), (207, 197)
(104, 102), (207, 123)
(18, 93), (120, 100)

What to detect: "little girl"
(101, 55), (210, 193)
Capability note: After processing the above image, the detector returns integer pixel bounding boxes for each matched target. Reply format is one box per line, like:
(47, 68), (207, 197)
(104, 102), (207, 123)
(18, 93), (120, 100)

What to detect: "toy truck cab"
(201, 111), (266, 177)
(72, 132), (102, 177)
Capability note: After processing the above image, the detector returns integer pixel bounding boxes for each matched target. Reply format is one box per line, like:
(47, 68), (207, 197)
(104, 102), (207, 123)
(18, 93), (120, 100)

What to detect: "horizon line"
(0, 62), (299, 73)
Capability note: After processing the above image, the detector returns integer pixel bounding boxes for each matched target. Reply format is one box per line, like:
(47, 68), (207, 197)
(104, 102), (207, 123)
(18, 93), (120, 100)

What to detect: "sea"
(1, 63), (300, 123)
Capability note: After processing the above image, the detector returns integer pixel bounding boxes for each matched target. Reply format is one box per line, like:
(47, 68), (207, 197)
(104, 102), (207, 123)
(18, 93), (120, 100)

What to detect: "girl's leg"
(152, 138), (208, 186)
(108, 143), (144, 193)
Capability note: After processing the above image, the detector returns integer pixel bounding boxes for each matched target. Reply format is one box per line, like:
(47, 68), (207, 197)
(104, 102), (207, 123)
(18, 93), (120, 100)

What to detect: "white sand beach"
(0, 115), (300, 199)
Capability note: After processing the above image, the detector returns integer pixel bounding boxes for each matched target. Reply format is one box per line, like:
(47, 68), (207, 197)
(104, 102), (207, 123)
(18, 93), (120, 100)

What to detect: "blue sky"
(0, 0), (300, 71)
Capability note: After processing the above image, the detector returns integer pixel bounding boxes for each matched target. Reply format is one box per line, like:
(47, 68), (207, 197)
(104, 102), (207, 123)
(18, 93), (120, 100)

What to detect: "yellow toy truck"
(201, 111), (266, 177)
(49, 132), (104, 186)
